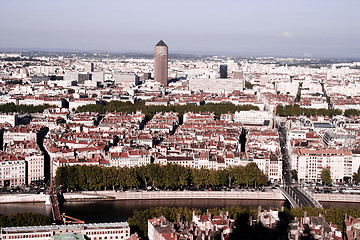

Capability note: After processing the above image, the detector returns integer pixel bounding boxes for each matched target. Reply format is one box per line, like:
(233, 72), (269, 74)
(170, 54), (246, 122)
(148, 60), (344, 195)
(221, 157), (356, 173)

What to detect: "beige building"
(26, 153), (44, 185)
(0, 158), (26, 187)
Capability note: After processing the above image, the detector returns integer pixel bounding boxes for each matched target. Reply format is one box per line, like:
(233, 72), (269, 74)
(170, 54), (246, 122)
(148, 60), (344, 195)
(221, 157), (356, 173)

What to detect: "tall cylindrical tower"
(154, 40), (168, 86)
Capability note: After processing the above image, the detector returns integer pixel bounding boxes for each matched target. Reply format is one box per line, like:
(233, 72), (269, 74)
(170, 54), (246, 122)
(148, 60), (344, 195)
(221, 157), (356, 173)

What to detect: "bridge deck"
(279, 187), (299, 208)
(280, 185), (323, 208)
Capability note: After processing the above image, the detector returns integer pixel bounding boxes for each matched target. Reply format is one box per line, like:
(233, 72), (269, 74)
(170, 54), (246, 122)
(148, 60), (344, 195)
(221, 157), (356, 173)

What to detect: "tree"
(178, 167), (190, 188)
(321, 167), (332, 186)
(353, 166), (360, 184)
(147, 164), (165, 188)
(0, 213), (51, 227)
(136, 165), (148, 188)
(244, 163), (268, 187)
(217, 169), (229, 187)
(245, 81), (253, 89)
(0, 103), (55, 113)
(124, 167), (140, 189)
(163, 164), (181, 189)
(77, 101), (259, 118)
(291, 170), (298, 181)
(230, 166), (246, 186)
(345, 109), (360, 117)
(276, 104), (341, 117)
(191, 168), (210, 188)
(54, 163), (268, 191)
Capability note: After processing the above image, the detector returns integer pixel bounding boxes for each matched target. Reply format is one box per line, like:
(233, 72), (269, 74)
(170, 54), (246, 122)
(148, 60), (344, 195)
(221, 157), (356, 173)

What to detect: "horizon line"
(0, 47), (359, 60)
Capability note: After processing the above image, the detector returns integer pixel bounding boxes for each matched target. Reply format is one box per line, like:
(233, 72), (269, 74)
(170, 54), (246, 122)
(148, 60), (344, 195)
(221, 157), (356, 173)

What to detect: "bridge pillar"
(45, 195), (51, 205)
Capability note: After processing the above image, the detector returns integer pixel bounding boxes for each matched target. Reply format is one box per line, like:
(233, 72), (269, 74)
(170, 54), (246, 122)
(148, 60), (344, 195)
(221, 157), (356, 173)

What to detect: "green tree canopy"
(321, 167), (332, 186)
(54, 163), (269, 191)
(276, 104), (341, 117)
(0, 103), (55, 113)
(77, 101), (259, 120)
(353, 166), (360, 184)
(0, 213), (50, 227)
(245, 81), (253, 89)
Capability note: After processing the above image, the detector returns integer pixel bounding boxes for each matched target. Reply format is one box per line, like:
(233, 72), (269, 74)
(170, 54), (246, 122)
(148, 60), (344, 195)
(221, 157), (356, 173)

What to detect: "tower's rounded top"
(155, 40), (167, 47)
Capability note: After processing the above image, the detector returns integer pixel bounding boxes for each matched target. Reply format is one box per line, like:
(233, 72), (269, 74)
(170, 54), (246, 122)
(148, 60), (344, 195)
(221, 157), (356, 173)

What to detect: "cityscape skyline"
(1, 0), (360, 58)
(1, 1), (360, 239)
(1, 33), (360, 240)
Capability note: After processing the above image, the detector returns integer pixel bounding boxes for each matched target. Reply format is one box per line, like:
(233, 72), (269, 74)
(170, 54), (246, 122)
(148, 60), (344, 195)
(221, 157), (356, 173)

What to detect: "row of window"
(4, 233), (51, 239)
(0, 166), (25, 169)
(0, 176), (25, 180)
(3, 231), (129, 239)
(86, 230), (128, 235)
(89, 233), (129, 240)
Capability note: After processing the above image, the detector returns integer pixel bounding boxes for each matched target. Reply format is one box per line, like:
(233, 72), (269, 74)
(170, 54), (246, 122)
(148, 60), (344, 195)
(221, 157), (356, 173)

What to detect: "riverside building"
(0, 222), (132, 240)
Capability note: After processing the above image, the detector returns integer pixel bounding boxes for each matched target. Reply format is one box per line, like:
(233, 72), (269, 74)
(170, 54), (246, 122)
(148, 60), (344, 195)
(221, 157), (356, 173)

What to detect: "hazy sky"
(1, 0), (360, 57)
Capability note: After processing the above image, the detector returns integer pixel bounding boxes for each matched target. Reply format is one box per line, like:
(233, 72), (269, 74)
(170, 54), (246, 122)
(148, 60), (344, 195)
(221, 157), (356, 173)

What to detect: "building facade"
(0, 222), (131, 240)
(0, 159), (26, 187)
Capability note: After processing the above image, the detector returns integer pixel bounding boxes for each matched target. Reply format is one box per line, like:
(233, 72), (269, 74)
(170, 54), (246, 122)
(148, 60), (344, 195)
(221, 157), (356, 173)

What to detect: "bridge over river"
(280, 184), (323, 208)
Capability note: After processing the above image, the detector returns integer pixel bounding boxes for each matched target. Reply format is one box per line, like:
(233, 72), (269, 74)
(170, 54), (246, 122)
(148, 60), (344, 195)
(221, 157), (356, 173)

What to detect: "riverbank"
(0, 194), (48, 204)
(3, 191), (360, 205)
(0, 189), (285, 203)
(63, 189), (285, 201)
(314, 193), (360, 203)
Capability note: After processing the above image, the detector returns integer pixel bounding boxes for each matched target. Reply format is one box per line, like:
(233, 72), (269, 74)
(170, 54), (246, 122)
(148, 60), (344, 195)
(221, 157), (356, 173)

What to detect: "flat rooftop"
(1, 222), (129, 234)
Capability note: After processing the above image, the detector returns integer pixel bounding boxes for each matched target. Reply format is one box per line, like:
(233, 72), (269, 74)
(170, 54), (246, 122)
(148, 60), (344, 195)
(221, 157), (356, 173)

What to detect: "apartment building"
(295, 148), (352, 183)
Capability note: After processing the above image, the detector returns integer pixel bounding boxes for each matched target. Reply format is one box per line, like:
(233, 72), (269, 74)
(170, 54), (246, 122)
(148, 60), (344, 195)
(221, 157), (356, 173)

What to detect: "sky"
(1, 0), (360, 58)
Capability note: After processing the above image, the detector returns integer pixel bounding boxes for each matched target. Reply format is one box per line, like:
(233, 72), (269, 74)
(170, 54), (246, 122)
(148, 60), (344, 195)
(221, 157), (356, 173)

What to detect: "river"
(0, 199), (286, 223)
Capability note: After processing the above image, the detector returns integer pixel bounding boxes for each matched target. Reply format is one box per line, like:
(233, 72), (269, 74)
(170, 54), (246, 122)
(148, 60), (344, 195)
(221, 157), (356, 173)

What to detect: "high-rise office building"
(220, 65), (228, 79)
(154, 40), (168, 86)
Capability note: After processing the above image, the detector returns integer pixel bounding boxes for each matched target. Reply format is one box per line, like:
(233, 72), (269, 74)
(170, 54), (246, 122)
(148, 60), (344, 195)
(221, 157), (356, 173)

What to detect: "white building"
(0, 159), (26, 187)
(288, 130), (307, 140)
(3, 129), (37, 147)
(114, 74), (139, 87)
(234, 110), (273, 127)
(276, 82), (299, 96)
(0, 114), (17, 126)
(250, 154), (283, 183)
(68, 99), (97, 111)
(295, 148), (352, 183)
(109, 151), (151, 168)
(189, 78), (245, 94)
(0, 222), (131, 240)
